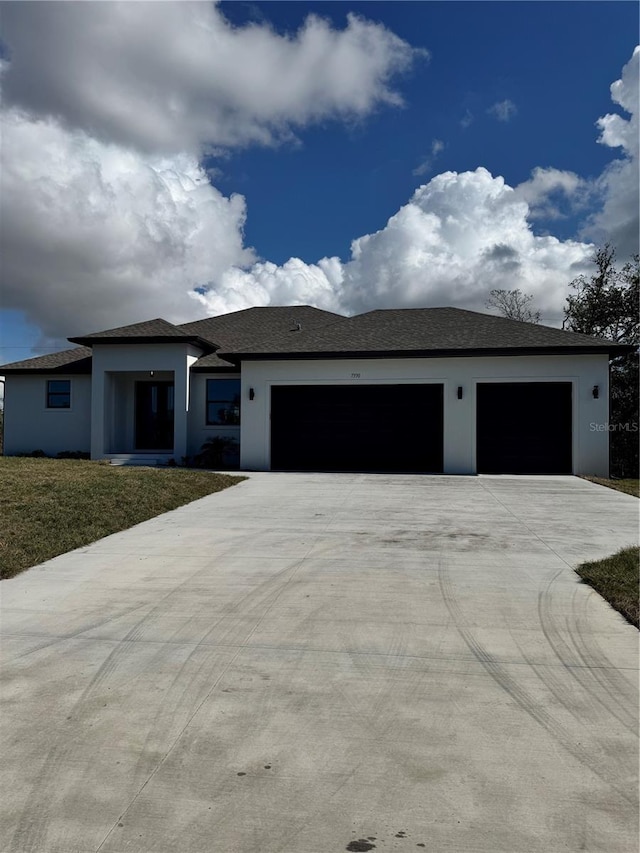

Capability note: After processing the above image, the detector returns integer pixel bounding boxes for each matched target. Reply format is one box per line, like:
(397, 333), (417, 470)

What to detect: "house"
(0, 305), (631, 476)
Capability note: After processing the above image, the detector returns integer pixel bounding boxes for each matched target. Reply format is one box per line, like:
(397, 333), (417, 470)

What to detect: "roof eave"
(67, 334), (216, 350)
(218, 345), (629, 363)
(0, 361), (93, 375)
(190, 363), (238, 373)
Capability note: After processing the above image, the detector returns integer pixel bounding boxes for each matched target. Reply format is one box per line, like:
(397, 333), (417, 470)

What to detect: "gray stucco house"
(0, 305), (630, 475)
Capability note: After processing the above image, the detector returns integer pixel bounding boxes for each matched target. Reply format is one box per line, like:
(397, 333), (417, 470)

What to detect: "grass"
(0, 457), (245, 580)
(576, 546), (639, 628)
(582, 477), (639, 497)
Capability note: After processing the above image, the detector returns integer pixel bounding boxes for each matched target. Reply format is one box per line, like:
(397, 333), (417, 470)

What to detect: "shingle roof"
(0, 306), (343, 372)
(68, 317), (206, 345)
(181, 305), (341, 346)
(183, 306), (342, 369)
(0, 346), (93, 374)
(1, 306), (630, 374)
(220, 307), (631, 360)
(68, 306), (342, 365)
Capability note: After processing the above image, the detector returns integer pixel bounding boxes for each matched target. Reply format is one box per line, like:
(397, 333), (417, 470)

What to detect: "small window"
(47, 379), (71, 409)
(206, 378), (240, 425)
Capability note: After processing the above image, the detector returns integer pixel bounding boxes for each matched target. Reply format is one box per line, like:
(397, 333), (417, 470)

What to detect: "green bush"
(192, 436), (239, 469)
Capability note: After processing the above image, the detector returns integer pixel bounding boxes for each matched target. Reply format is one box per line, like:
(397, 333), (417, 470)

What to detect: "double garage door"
(271, 384), (443, 473)
(270, 382), (572, 474)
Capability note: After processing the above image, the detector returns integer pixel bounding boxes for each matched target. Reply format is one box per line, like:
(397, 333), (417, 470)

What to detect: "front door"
(135, 382), (174, 450)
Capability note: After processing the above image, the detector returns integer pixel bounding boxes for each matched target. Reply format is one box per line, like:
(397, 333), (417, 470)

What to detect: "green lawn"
(578, 479), (637, 625)
(576, 546), (639, 628)
(583, 477), (639, 497)
(0, 458), (244, 580)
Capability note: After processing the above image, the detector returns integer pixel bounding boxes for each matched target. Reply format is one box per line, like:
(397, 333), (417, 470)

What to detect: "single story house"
(1, 305), (631, 475)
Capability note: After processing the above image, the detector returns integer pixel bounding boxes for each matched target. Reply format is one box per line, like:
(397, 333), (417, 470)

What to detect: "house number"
(351, 373), (361, 379)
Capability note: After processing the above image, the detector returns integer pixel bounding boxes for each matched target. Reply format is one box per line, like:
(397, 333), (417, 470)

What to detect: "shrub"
(192, 436), (239, 469)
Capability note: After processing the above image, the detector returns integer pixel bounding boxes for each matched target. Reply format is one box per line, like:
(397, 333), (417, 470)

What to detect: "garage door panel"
(477, 382), (572, 474)
(271, 384), (443, 473)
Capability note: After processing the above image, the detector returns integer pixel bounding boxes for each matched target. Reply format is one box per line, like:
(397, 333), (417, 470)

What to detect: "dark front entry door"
(135, 382), (174, 450)
(476, 382), (572, 474)
(270, 384), (444, 472)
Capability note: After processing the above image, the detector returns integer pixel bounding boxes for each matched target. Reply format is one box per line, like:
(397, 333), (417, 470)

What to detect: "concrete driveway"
(1, 474), (638, 853)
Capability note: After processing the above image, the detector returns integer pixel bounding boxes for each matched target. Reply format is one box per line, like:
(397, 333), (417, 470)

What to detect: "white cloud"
(0, 2), (422, 345)
(198, 51), (638, 326)
(0, 7), (636, 352)
(513, 167), (589, 220)
(413, 139), (445, 176)
(487, 99), (517, 122)
(0, 106), (254, 343)
(341, 169), (590, 317)
(197, 168), (593, 325)
(193, 257), (344, 316)
(460, 109), (474, 129)
(0, 2), (420, 156)
(582, 47), (639, 257)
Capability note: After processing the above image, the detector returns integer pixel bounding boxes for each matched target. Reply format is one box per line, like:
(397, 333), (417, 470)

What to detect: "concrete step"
(106, 454), (174, 467)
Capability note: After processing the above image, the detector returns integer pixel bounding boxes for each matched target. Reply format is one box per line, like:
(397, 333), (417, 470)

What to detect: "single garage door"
(477, 382), (572, 474)
(271, 384), (443, 472)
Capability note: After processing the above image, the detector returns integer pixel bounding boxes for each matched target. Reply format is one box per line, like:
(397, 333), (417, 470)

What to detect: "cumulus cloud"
(0, 4), (636, 351)
(582, 46), (639, 257)
(0, 2), (420, 345)
(196, 168), (593, 324)
(487, 99), (517, 122)
(513, 167), (589, 220)
(193, 257), (344, 317)
(0, 106), (254, 343)
(196, 50), (639, 325)
(0, 2), (420, 155)
(341, 169), (591, 317)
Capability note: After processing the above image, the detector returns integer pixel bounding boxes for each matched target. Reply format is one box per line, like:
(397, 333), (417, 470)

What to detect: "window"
(47, 379), (71, 409)
(206, 379), (240, 425)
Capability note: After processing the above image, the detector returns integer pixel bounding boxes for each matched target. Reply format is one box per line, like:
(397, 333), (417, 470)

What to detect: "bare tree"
(485, 289), (541, 323)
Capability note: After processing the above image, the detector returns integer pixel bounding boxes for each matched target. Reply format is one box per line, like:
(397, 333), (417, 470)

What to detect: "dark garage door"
(271, 384), (443, 473)
(477, 382), (572, 474)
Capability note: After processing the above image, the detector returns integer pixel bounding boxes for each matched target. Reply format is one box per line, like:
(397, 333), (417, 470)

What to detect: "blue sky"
(0, 1), (638, 366)
(218, 1), (636, 260)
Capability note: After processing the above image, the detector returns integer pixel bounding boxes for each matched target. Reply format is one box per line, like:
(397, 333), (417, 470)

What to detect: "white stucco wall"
(239, 354), (611, 476)
(3, 374), (91, 456)
(90, 343), (201, 460)
(187, 373), (241, 458)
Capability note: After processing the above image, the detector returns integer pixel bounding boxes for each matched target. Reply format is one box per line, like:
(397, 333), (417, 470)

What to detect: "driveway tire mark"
(438, 559), (635, 807)
(7, 475), (637, 852)
(571, 585), (638, 711)
(127, 557), (308, 787)
(9, 537), (301, 853)
(93, 480), (364, 853)
(1, 599), (153, 664)
(536, 569), (637, 733)
(338, 619), (412, 736)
